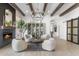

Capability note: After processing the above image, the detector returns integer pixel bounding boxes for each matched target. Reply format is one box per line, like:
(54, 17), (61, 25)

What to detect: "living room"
(0, 3), (79, 56)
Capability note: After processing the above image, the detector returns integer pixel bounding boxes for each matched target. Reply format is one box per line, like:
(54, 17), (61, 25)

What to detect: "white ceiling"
(45, 3), (59, 15)
(15, 3), (77, 17)
(32, 3), (44, 13)
(16, 3), (31, 14)
(54, 3), (75, 16)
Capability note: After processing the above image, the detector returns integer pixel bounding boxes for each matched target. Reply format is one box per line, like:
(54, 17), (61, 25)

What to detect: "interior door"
(67, 21), (72, 41)
(67, 18), (79, 44)
(72, 19), (78, 43)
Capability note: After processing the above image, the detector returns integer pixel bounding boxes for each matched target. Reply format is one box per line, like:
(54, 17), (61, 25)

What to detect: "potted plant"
(16, 19), (26, 39)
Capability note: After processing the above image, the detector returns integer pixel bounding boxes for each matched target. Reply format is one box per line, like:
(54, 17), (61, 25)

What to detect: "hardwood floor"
(0, 39), (79, 56)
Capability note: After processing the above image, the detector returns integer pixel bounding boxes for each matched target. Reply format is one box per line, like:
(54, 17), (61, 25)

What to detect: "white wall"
(53, 7), (79, 40)
(58, 21), (67, 40)
(43, 15), (51, 35)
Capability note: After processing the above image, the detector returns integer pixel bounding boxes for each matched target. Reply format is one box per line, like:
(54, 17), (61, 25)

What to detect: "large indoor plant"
(16, 19), (26, 38)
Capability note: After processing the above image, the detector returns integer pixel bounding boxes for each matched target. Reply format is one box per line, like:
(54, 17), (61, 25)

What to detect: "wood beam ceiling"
(43, 3), (48, 15)
(51, 3), (64, 16)
(29, 3), (35, 15)
(60, 3), (79, 16)
(9, 3), (25, 16)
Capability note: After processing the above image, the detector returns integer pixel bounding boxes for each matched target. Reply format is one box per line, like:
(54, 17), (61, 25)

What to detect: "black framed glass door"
(67, 17), (79, 44)
(72, 19), (78, 43)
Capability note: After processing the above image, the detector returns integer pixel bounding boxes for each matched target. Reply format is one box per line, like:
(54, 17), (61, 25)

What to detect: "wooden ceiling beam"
(51, 3), (64, 16)
(29, 3), (35, 15)
(43, 3), (48, 15)
(60, 3), (79, 16)
(9, 3), (25, 16)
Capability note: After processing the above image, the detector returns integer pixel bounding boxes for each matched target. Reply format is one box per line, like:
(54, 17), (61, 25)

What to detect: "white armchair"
(12, 39), (28, 51)
(42, 38), (56, 51)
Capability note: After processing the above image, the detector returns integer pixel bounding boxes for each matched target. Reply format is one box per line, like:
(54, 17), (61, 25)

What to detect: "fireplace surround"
(0, 3), (16, 47)
(3, 28), (15, 41)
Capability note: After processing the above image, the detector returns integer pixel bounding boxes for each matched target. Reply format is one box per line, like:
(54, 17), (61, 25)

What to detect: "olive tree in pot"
(16, 19), (26, 39)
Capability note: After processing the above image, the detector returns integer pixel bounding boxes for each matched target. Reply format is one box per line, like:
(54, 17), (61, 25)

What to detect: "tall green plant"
(17, 19), (28, 38)
(16, 19), (25, 38)
(17, 19), (25, 29)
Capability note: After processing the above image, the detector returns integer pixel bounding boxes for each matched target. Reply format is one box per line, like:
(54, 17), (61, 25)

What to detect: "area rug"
(26, 42), (45, 51)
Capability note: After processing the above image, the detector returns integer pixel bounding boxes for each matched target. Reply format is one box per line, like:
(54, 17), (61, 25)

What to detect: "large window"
(27, 23), (46, 39)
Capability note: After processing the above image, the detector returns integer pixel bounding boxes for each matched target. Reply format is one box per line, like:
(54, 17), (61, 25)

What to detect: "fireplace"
(3, 33), (12, 41)
(0, 28), (15, 47)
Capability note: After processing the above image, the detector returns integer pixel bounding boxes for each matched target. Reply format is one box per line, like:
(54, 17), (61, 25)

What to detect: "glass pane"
(73, 19), (78, 27)
(73, 35), (78, 43)
(73, 28), (78, 34)
(68, 22), (71, 27)
(68, 28), (71, 34)
(68, 35), (71, 41)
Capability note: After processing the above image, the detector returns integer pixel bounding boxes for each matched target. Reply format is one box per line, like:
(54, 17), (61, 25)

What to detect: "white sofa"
(12, 39), (28, 51)
(42, 38), (56, 51)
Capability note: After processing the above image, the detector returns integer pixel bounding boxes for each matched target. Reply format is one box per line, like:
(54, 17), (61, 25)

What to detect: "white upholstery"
(24, 34), (32, 42)
(41, 34), (49, 40)
(42, 38), (55, 51)
(12, 39), (28, 51)
(24, 30), (32, 42)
